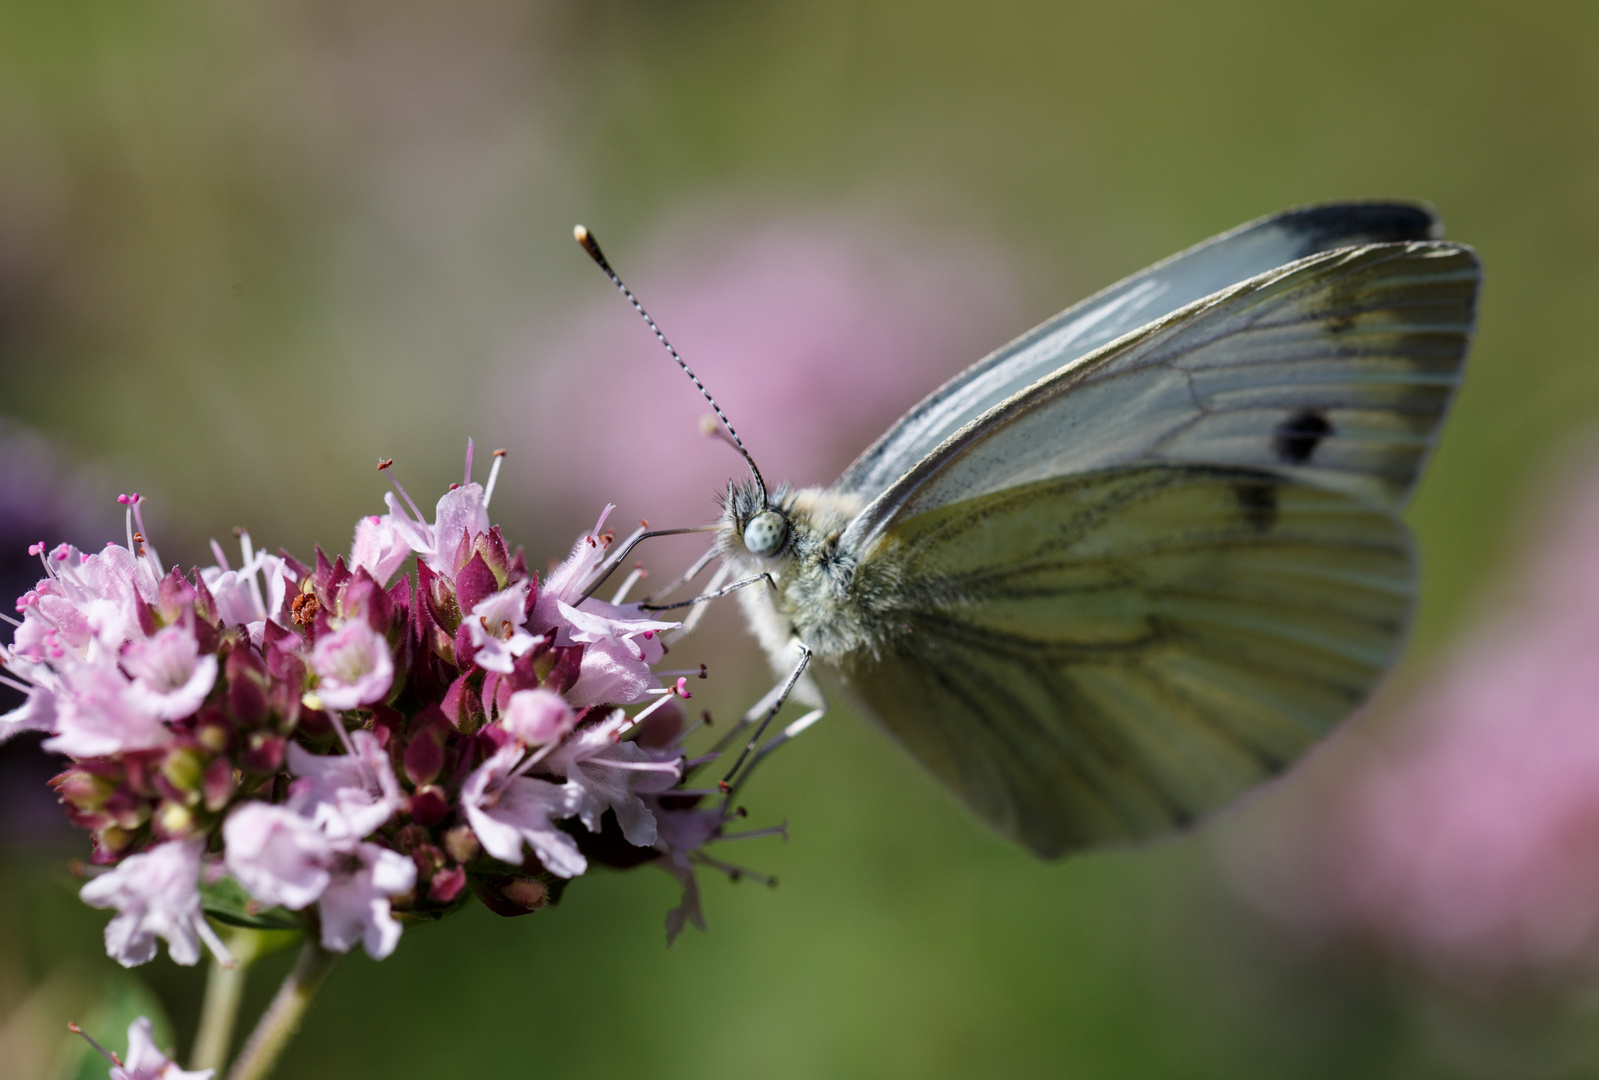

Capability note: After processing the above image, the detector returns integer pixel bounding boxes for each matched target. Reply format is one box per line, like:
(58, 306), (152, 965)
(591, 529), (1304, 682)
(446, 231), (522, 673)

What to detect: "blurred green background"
(5, 1), (1599, 1077)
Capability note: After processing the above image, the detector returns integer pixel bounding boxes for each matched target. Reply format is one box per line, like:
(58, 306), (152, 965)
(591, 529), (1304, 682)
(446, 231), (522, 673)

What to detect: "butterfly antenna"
(574, 225), (768, 501)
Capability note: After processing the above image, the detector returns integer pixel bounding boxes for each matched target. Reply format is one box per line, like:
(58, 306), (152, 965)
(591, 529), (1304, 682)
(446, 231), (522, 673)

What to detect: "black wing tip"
(1273, 200), (1444, 251)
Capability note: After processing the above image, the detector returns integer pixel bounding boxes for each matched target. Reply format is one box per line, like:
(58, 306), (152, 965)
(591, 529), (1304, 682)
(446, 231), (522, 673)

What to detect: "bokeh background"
(5, 1), (1599, 1076)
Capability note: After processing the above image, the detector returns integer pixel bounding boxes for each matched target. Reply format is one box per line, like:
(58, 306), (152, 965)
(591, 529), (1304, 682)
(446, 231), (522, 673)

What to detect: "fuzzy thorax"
(718, 480), (911, 667)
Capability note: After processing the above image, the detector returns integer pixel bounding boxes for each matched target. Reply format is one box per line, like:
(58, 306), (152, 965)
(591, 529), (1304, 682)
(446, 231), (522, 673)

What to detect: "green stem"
(190, 929), (263, 1072)
(223, 941), (338, 1080)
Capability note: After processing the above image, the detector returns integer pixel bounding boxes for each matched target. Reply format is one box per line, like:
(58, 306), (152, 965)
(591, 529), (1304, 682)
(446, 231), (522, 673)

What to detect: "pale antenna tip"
(698, 414), (720, 437)
(573, 224), (604, 265)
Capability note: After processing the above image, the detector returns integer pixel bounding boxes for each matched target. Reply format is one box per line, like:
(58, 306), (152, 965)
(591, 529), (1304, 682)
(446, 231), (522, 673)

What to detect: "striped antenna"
(573, 225), (768, 501)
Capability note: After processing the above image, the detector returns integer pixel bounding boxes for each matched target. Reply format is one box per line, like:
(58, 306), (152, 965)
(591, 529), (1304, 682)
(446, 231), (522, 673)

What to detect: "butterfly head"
(721, 478), (795, 563)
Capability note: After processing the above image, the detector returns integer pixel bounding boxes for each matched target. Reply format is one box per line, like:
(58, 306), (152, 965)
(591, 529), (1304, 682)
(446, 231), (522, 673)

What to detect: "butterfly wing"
(836, 201), (1445, 503)
(842, 465), (1412, 857)
(841, 240), (1479, 553)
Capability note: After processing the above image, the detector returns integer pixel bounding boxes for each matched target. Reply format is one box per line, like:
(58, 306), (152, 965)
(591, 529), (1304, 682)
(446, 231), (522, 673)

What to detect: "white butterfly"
(578, 202), (1480, 857)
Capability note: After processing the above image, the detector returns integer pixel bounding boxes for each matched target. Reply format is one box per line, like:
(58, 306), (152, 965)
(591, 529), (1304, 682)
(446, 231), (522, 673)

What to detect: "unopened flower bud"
(52, 769), (116, 813)
(471, 872), (553, 918)
(161, 747), (207, 799)
(240, 732), (286, 774)
(195, 718), (232, 754)
(202, 757), (235, 812)
(95, 824), (135, 859)
(428, 865), (466, 904)
(443, 825), (479, 864)
(408, 785), (449, 827)
(155, 801), (195, 838)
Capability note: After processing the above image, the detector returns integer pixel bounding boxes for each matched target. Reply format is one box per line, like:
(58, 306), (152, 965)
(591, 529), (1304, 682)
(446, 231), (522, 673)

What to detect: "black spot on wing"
(1280, 202), (1441, 256)
(1233, 483), (1278, 532)
(1272, 410), (1334, 465)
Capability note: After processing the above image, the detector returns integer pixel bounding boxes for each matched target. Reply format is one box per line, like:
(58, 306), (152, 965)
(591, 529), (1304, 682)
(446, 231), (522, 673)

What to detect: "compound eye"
(742, 511), (788, 557)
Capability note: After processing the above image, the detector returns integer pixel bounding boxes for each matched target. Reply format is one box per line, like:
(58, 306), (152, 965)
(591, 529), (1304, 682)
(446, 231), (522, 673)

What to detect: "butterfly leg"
(719, 642), (826, 796)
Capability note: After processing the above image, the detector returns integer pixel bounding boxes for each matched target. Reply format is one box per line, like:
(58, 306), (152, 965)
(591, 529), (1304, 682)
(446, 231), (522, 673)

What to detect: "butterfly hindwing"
(842, 465), (1413, 857)
(841, 241), (1479, 552)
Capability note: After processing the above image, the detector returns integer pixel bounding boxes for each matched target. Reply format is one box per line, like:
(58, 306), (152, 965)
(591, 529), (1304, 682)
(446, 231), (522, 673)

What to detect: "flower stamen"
(66, 1022), (121, 1067)
(483, 448), (506, 508)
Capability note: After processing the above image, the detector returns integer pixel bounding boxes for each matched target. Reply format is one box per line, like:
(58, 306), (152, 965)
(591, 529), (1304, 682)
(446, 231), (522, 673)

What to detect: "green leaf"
(200, 874), (302, 931)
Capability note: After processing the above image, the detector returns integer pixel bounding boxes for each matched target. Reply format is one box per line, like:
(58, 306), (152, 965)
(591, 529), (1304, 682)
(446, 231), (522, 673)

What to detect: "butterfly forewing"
(843, 465), (1413, 857)
(841, 241), (1479, 553)
(836, 201), (1445, 504)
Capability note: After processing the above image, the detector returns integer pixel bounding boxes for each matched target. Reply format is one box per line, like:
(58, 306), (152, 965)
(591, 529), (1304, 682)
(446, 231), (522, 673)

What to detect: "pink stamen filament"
(621, 691), (682, 733)
(128, 495), (161, 570)
(384, 468), (427, 528)
(209, 538), (232, 572)
(464, 437), (476, 488)
(67, 1022), (121, 1067)
(0, 673), (34, 694)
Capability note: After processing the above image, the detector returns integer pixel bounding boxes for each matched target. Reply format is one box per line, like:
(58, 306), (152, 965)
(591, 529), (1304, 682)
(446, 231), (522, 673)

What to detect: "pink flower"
(461, 745), (586, 878)
(314, 841), (416, 959)
(310, 620), (393, 710)
(350, 513), (409, 587)
(78, 838), (210, 968)
(1227, 455), (1599, 973)
(223, 803), (333, 910)
(530, 508), (614, 619)
(44, 665), (170, 758)
(556, 601), (676, 708)
(546, 713), (679, 848)
(384, 482), (488, 580)
(499, 688), (576, 745)
(222, 801), (415, 958)
(110, 1016), (213, 1080)
(465, 580), (538, 675)
(121, 624), (218, 721)
(286, 730), (402, 840)
(0, 685), (56, 744)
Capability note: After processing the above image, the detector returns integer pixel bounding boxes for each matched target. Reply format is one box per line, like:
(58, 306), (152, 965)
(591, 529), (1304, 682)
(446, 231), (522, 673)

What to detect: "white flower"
(79, 838), (209, 968)
(310, 620), (393, 710)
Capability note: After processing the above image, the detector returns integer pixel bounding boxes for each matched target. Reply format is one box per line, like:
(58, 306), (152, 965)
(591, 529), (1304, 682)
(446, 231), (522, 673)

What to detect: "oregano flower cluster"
(1, 445), (774, 978)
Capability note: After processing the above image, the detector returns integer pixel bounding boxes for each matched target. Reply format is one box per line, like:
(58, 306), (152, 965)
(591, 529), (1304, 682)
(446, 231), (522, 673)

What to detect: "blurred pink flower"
(501, 215), (1024, 525)
(1227, 452), (1599, 974)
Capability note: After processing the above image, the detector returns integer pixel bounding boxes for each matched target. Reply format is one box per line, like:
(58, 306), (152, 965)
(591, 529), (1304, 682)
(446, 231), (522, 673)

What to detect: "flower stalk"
(190, 927), (274, 1072)
(223, 941), (338, 1080)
